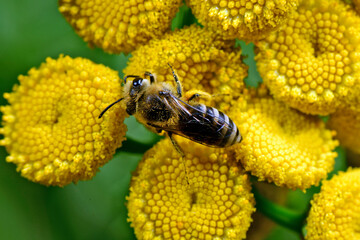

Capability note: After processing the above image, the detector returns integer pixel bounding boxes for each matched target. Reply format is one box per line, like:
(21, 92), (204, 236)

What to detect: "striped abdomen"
(177, 104), (242, 147)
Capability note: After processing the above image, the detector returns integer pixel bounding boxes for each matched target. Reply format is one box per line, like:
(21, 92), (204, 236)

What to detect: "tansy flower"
(0, 55), (127, 186)
(186, 0), (299, 41)
(327, 108), (360, 155)
(124, 25), (248, 96)
(256, 0), (360, 115)
(127, 137), (255, 240)
(305, 168), (360, 240)
(58, 0), (182, 54)
(227, 94), (338, 190)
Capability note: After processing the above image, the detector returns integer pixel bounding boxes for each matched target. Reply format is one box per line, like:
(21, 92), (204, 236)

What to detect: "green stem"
(252, 187), (308, 233)
(171, 3), (198, 31)
(118, 136), (163, 154)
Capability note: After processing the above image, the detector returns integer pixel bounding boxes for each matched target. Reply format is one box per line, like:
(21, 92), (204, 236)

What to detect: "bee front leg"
(144, 71), (155, 83)
(185, 90), (212, 103)
(168, 132), (189, 185)
(167, 63), (182, 98)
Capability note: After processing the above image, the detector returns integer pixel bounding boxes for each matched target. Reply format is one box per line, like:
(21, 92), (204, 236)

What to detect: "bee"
(99, 64), (242, 153)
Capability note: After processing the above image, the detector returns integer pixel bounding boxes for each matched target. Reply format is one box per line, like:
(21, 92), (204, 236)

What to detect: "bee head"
(128, 77), (150, 97)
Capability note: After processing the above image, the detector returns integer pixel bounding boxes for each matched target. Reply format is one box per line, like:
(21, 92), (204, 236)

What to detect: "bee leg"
(167, 63), (182, 98)
(185, 90), (212, 103)
(187, 93), (200, 102)
(168, 132), (184, 157)
(144, 72), (155, 83)
(168, 132), (189, 185)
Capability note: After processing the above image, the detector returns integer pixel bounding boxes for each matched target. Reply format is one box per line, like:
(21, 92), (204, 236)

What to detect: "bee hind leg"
(168, 132), (189, 185)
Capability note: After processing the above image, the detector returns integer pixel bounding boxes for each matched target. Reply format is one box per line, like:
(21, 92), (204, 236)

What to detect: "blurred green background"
(0, 1), (346, 240)
(0, 1), (143, 239)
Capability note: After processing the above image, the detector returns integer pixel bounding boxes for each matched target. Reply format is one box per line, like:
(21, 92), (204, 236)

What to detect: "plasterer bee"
(99, 64), (242, 153)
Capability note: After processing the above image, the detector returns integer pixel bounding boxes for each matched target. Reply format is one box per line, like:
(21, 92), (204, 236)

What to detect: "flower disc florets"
(127, 138), (255, 240)
(227, 93), (338, 190)
(58, 0), (182, 53)
(306, 168), (360, 240)
(124, 25), (248, 96)
(187, 0), (299, 41)
(0, 55), (127, 186)
(256, 0), (360, 115)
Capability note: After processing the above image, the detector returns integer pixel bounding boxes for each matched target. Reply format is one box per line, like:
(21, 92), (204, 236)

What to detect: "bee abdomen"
(188, 104), (242, 147)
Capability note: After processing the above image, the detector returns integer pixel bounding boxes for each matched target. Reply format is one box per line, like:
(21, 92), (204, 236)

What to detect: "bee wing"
(152, 93), (233, 147)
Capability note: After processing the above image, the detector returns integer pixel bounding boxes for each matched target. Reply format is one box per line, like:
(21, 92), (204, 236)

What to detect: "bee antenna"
(124, 75), (141, 84)
(98, 98), (124, 118)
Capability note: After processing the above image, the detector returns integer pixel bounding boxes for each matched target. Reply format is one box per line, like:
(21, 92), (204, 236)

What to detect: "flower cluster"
(306, 168), (360, 240)
(3, 0), (358, 239)
(127, 137), (255, 240)
(187, 0), (299, 41)
(256, 0), (360, 115)
(58, 0), (182, 53)
(124, 25), (248, 97)
(0, 55), (127, 186)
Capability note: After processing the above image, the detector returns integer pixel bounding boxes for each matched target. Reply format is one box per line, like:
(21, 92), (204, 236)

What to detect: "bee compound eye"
(133, 79), (142, 86)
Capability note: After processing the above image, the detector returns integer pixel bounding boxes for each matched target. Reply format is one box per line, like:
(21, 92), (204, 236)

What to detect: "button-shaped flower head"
(0, 55), (127, 186)
(306, 168), (360, 240)
(227, 93), (338, 190)
(127, 138), (255, 240)
(59, 0), (182, 53)
(187, 0), (299, 41)
(124, 25), (248, 96)
(256, 0), (360, 115)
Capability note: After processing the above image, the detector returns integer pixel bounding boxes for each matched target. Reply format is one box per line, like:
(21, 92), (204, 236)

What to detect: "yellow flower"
(58, 0), (182, 54)
(227, 94), (338, 190)
(186, 0), (299, 41)
(256, 0), (360, 115)
(306, 168), (360, 240)
(127, 137), (255, 240)
(0, 55), (127, 186)
(328, 108), (360, 155)
(124, 25), (248, 96)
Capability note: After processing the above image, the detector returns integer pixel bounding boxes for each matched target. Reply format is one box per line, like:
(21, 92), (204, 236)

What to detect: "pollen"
(186, 0), (299, 41)
(123, 25), (248, 96)
(127, 137), (255, 240)
(0, 55), (127, 186)
(58, 0), (182, 54)
(227, 93), (338, 190)
(256, 0), (360, 115)
(306, 168), (360, 240)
